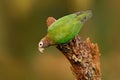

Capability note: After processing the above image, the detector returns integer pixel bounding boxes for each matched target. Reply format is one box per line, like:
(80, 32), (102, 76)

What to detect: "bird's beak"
(38, 47), (45, 53)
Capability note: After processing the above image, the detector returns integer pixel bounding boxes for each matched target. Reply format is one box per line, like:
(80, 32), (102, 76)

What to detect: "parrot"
(38, 10), (92, 53)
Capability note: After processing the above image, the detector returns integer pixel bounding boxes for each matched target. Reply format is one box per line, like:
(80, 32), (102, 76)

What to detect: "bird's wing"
(46, 17), (56, 27)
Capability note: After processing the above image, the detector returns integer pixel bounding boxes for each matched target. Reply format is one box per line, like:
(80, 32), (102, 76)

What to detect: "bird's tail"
(75, 10), (92, 23)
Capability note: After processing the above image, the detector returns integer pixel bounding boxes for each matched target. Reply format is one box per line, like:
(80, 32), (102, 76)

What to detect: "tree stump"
(57, 35), (101, 80)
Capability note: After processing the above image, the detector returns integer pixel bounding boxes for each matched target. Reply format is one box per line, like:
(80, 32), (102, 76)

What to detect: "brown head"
(38, 35), (54, 53)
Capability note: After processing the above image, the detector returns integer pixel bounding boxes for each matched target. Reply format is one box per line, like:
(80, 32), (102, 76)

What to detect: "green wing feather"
(47, 10), (92, 44)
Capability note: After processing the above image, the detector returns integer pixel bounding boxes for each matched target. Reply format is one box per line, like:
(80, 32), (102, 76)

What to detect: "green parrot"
(38, 10), (92, 53)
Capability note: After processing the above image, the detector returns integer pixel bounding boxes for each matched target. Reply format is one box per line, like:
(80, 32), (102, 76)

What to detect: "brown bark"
(56, 35), (101, 80)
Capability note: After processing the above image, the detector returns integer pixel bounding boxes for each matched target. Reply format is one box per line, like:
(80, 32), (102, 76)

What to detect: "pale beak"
(38, 47), (45, 53)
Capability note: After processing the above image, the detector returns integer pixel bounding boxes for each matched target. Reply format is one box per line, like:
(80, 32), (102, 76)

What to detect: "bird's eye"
(39, 42), (43, 47)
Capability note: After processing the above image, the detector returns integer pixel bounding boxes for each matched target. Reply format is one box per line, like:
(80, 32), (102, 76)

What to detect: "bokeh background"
(0, 0), (120, 80)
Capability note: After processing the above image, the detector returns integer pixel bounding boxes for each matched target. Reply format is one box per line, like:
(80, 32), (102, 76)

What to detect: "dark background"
(0, 0), (120, 80)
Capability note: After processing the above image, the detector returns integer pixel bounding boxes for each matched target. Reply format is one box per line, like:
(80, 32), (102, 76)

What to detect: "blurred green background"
(0, 0), (120, 80)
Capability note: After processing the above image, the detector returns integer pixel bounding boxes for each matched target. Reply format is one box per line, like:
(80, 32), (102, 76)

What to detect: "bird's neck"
(43, 35), (55, 47)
